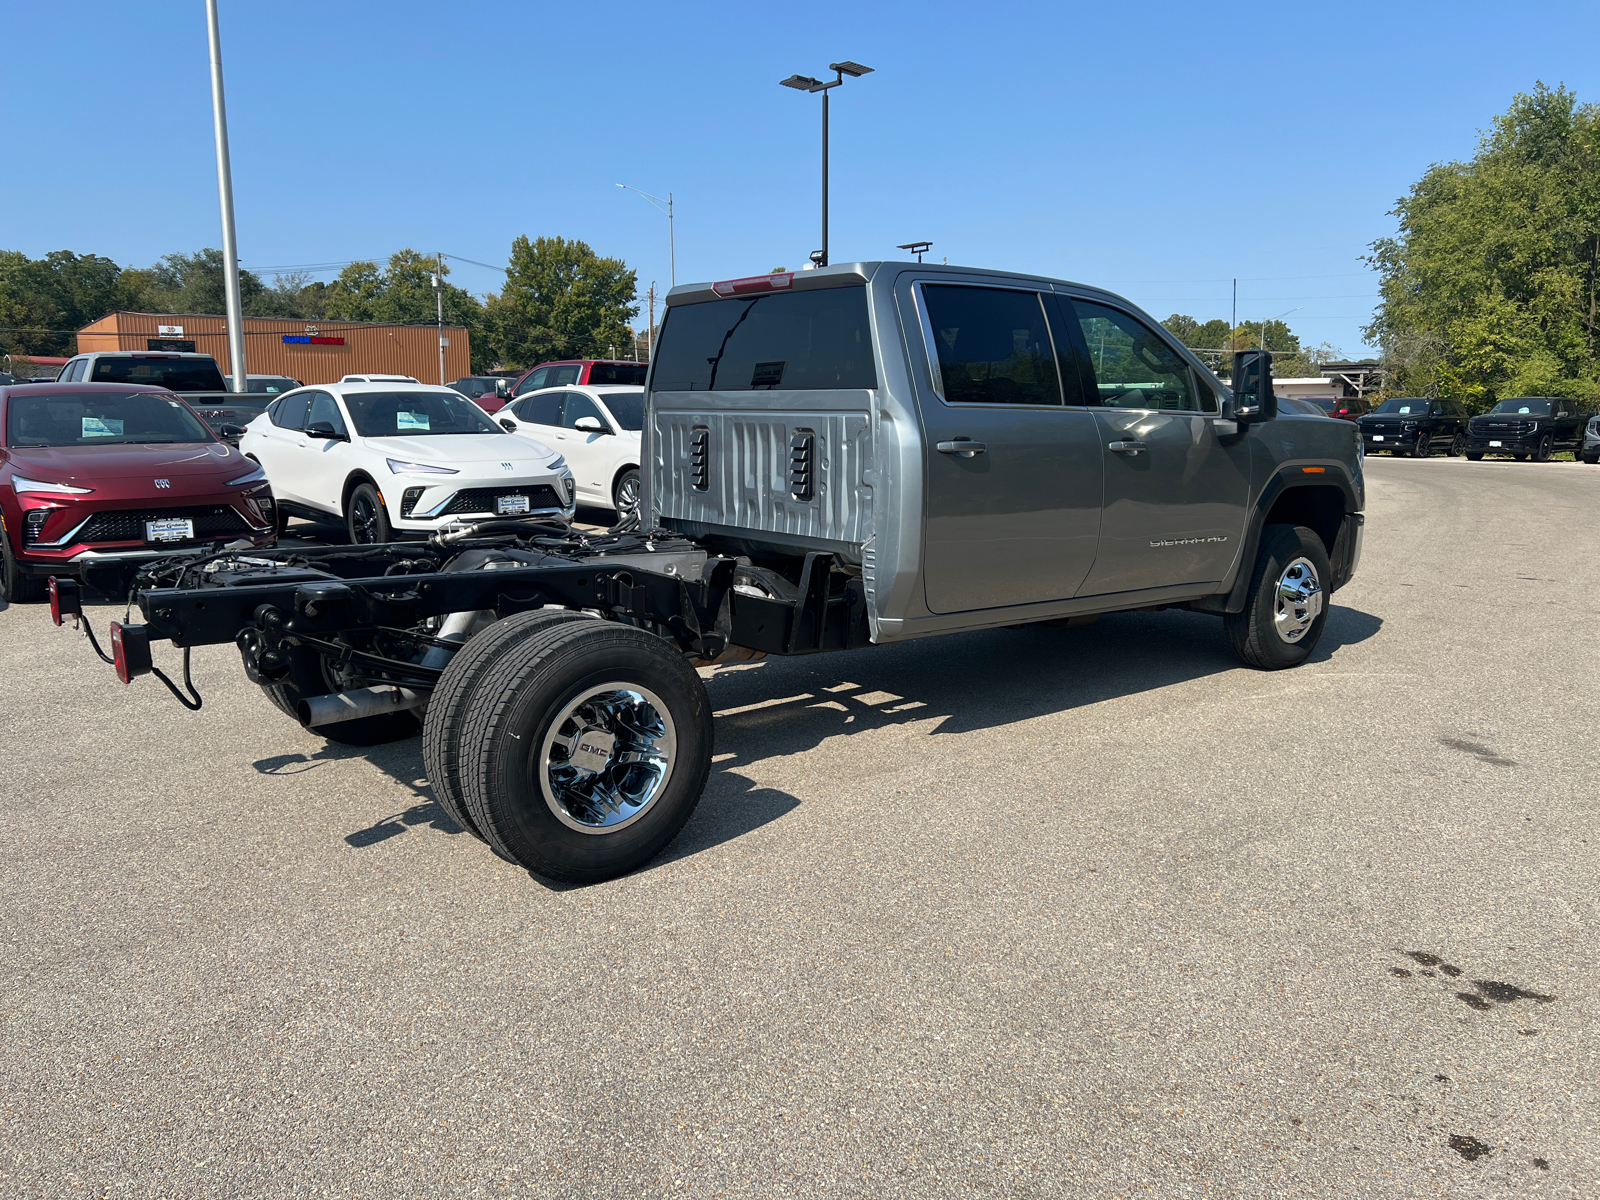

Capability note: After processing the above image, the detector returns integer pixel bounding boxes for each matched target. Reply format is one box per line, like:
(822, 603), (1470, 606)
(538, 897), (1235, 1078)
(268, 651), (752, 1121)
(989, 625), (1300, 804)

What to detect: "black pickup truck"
(51, 351), (261, 442)
(41, 262), (1366, 885)
(1464, 396), (1592, 461)
(1357, 397), (1467, 457)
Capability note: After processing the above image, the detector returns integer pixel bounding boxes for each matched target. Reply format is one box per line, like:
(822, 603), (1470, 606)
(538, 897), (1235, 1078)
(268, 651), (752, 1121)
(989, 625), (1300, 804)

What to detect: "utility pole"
(646, 281), (655, 362)
(205, 0), (246, 393)
(617, 186), (675, 288)
(434, 252), (446, 385)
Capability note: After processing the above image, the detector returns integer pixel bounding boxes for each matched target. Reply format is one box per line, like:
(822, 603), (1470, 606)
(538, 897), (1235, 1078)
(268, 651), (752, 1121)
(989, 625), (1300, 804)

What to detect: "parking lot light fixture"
(618, 184), (676, 288)
(780, 60), (874, 268)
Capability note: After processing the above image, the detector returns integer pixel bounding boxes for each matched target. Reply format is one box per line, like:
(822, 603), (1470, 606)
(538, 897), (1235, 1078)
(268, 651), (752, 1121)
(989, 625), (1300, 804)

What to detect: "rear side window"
(920, 285), (1061, 406)
(1071, 300), (1201, 411)
(651, 286), (877, 392)
(516, 392), (564, 425)
(272, 392), (310, 429)
(89, 356), (227, 392)
(587, 363), (648, 386)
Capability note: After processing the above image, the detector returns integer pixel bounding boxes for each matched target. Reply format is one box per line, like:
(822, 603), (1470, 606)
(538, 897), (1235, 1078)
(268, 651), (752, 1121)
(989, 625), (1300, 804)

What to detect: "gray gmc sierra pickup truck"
(47, 261), (1364, 884)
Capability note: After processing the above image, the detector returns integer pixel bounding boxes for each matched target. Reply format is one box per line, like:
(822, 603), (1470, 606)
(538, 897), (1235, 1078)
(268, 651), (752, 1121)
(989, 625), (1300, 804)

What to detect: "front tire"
(1465, 451), (1484, 461)
(1582, 450), (1599, 465)
(1449, 432), (1466, 457)
(1412, 438), (1429, 458)
(1223, 524), (1330, 670)
(0, 535), (47, 604)
(1534, 434), (1554, 463)
(346, 482), (393, 544)
(459, 621), (713, 883)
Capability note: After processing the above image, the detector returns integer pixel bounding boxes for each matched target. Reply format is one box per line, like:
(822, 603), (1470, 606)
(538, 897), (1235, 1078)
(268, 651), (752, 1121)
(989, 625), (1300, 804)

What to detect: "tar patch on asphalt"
(1448, 1134), (1494, 1162)
(1387, 950), (1557, 1011)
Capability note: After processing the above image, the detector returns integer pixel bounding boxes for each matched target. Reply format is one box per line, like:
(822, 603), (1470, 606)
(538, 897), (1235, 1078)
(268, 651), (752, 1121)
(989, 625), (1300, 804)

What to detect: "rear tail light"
(109, 622), (152, 684)
(48, 577), (80, 626)
(711, 272), (793, 297)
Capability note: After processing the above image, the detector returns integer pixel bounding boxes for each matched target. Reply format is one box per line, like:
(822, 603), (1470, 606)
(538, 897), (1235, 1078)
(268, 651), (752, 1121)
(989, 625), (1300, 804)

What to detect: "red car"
(482, 359), (650, 414)
(1311, 397), (1369, 421)
(0, 383), (276, 602)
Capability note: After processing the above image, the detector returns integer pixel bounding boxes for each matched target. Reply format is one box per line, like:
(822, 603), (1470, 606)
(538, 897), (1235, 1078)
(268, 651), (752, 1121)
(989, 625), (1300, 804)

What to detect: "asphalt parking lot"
(2, 457), (1596, 1198)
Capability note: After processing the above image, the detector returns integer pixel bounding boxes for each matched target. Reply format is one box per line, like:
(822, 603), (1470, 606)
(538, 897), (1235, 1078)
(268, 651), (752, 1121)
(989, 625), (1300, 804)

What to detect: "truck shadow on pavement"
(701, 603), (1382, 773)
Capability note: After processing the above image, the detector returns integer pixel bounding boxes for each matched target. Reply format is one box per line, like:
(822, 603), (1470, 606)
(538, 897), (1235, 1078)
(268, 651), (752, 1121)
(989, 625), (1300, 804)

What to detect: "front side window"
(344, 390), (502, 437)
(6, 391), (215, 447)
(562, 394), (605, 429)
(598, 390), (644, 431)
(514, 367), (552, 397)
(920, 284), (1060, 405)
(651, 286), (878, 392)
(247, 377), (300, 394)
(1071, 300), (1199, 411)
(515, 391), (563, 426)
(307, 392), (347, 435)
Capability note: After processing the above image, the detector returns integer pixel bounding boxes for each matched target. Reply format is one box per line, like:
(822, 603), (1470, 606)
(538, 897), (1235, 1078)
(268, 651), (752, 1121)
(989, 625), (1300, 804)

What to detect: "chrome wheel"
(538, 682), (676, 834)
(1273, 556), (1323, 644)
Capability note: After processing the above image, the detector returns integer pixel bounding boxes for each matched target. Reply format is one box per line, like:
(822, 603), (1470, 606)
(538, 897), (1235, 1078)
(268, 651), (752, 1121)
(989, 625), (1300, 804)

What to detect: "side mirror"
(306, 421), (346, 441)
(1230, 350), (1277, 424)
(499, 418), (517, 432)
(217, 422), (245, 438)
(574, 416), (607, 434)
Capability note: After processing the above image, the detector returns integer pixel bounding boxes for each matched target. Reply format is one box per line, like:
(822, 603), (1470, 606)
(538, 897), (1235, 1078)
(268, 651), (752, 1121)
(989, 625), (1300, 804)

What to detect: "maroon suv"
(0, 383), (276, 602)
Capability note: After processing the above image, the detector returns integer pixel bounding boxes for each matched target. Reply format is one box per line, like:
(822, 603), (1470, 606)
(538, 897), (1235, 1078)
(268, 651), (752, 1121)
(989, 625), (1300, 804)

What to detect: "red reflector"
(47, 576), (81, 626)
(109, 621), (152, 684)
(711, 272), (794, 297)
(1302, 466), (1326, 473)
(110, 622), (130, 683)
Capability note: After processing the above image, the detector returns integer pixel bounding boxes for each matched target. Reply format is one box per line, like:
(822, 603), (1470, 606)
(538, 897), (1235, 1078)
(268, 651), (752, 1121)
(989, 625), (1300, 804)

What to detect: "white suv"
(239, 381), (575, 542)
(495, 385), (643, 516)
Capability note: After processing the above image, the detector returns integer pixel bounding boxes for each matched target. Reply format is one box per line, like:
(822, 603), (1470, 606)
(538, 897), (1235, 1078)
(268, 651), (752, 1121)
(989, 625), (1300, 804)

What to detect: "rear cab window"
(90, 356), (227, 392)
(652, 286), (878, 392)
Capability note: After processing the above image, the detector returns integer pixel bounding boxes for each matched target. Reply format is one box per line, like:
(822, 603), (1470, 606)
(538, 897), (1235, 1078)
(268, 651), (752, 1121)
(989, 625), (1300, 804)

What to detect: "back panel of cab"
(647, 278), (880, 558)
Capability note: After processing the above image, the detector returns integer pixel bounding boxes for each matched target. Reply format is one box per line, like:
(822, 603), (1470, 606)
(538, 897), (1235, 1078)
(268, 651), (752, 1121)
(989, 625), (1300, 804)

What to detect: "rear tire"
(258, 646), (420, 746)
(1223, 524), (1330, 671)
(459, 621), (713, 883)
(612, 468), (641, 518)
(422, 608), (593, 841)
(0, 535), (47, 604)
(346, 482), (393, 544)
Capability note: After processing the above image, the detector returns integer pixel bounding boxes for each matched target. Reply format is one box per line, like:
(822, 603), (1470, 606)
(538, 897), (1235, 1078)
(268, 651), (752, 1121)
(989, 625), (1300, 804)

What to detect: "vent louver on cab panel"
(690, 426), (709, 491)
(789, 429), (815, 502)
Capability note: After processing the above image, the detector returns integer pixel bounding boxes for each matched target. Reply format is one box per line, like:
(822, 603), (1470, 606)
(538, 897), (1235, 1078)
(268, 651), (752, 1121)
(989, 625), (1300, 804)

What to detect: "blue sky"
(5, 0), (1598, 356)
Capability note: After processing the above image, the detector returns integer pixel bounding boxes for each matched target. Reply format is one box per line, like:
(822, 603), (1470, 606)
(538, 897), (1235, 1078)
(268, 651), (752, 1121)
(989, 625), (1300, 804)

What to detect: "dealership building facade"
(76, 312), (471, 385)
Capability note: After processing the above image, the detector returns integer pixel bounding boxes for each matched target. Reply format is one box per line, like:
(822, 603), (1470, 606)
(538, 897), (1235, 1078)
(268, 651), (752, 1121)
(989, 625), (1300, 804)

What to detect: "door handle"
(1108, 439), (1148, 454)
(936, 440), (987, 457)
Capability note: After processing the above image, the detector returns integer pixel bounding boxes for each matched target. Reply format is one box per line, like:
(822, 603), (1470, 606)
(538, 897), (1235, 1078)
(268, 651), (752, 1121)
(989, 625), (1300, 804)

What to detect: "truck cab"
(645, 263), (1364, 647)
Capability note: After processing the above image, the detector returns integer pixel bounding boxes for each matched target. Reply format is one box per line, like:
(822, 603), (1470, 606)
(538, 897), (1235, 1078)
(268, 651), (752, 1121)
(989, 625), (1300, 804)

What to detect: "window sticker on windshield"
(1398, 405), (1416, 413)
(82, 416), (124, 437)
(397, 410), (430, 431)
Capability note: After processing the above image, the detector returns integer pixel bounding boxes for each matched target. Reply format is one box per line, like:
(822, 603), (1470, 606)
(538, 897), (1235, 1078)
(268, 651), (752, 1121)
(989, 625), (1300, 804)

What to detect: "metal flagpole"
(205, 0), (247, 393)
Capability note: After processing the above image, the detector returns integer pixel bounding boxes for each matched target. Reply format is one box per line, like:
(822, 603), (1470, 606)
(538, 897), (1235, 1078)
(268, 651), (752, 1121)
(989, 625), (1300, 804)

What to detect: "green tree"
(488, 236), (637, 369)
(324, 250), (490, 370)
(0, 249), (131, 357)
(1366, 83), (1600, 409)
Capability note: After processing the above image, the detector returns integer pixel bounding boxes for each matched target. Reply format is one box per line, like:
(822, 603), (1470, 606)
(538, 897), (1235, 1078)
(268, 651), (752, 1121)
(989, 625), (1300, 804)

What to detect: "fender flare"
(1220, 463), (1362, 613)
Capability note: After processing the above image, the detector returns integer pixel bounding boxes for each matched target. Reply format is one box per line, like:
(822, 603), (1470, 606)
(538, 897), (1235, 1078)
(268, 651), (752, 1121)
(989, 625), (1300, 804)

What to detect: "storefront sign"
(282, 335), (346, 345)
(157, 325), (184, 336)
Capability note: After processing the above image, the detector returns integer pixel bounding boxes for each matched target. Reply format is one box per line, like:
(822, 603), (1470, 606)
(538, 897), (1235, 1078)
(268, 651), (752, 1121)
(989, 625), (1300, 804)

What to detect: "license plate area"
(1371, 435), (1385, 441)
(145, 517), (194, 542)
(1489, 440), (1502, 447)
(496, 494), (530, 515)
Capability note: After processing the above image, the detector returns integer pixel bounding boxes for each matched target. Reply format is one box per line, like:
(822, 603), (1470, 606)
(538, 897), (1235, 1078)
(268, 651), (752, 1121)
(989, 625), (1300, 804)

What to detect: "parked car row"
(1356, 396), (1595, 460)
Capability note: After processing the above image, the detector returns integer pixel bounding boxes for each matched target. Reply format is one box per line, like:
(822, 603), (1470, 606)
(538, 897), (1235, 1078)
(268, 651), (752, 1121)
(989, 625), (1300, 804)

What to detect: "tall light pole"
(434, 253), (446, 385)
(617, 185), (675, 288)
(780, 61), (873, 268)
(205, 0), (246, 393)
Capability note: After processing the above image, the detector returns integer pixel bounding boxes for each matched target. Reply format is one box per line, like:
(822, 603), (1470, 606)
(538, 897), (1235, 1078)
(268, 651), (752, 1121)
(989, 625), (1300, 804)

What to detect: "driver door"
(299, 391), (353, 512)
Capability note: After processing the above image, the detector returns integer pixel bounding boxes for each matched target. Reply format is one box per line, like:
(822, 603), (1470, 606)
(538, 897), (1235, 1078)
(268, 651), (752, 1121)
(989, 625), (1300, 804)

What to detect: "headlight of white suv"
(387, 459), (459, 475)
